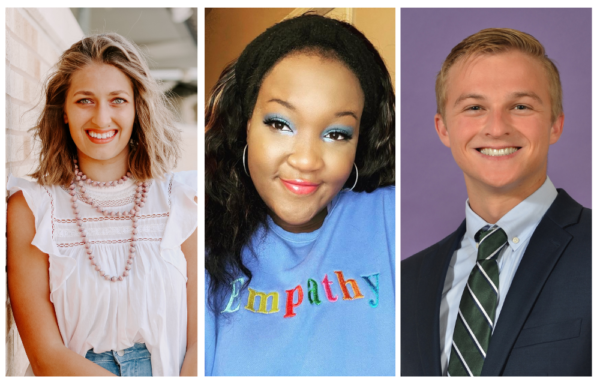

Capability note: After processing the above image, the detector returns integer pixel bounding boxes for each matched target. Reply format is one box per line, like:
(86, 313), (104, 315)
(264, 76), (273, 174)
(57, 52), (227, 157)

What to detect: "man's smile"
(477, 147), (521, 157)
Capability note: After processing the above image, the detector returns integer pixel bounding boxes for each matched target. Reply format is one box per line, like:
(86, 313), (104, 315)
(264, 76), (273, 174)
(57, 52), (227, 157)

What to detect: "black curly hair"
(205, 14), (395, 313)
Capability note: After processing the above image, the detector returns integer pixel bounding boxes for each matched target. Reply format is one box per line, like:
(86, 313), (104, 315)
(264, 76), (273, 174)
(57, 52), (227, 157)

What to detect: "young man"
(401, 28), (591, 376)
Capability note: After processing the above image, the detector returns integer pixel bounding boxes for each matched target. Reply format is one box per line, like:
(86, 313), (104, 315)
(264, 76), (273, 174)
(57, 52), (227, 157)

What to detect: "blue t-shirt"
(205, 186), (395, 375)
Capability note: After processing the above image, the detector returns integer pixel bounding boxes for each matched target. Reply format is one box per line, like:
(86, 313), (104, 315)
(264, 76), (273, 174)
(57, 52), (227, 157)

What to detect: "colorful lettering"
(244, 288), (279, 314)
(335, 270), (364, 301)
(221, 277), (245, 313)
(284, 285), (304, 318)
(361, 273), (380, 308)
(307, 278), (322, 305)
(322, 274), (338, 302)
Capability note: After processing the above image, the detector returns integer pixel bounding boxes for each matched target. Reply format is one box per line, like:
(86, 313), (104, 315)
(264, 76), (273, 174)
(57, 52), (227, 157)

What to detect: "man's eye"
(468, 106), (481, 111)
(515, 104), (528, 110)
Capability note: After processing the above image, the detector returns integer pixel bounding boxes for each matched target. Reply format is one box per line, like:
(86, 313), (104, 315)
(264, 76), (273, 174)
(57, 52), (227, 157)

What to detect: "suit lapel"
(416, 221), (466, 375)
(481, 190), (581, 375)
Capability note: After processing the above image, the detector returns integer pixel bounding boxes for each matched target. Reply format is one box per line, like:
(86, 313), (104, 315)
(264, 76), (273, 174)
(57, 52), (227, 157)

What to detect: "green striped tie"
(447, 225), (507, 376)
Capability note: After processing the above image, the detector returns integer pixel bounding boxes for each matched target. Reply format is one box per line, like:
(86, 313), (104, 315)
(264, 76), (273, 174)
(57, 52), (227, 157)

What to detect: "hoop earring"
(242, 144), (250, 177)
(343, 163), (359, 192)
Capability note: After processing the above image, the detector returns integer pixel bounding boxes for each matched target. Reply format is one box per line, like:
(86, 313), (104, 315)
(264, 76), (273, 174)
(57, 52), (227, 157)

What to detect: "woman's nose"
(92, 102), (113, 128)
(287, 137), (324, 172)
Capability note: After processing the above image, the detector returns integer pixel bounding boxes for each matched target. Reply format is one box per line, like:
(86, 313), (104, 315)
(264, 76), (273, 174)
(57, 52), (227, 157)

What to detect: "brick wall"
(5, 8), (84, 376)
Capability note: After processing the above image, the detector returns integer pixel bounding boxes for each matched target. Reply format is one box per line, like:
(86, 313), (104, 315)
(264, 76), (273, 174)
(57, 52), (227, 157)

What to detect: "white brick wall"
(6, 8), (82, 179)
(5, 8), (84, 376)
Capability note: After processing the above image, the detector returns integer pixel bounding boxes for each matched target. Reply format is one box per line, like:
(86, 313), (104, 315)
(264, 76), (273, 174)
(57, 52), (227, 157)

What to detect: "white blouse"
(7, 171), (197, 376)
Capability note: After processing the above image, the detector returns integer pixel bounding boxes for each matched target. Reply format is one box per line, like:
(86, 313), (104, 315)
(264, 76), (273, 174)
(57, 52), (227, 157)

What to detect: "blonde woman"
(7, 33), (197, 376)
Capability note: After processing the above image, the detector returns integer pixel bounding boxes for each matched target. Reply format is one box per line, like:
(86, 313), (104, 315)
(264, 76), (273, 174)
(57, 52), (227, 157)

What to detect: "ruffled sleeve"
(160, 171), (198, 281)
(6, 175), (77, 301)
(7, 175), (42, 220)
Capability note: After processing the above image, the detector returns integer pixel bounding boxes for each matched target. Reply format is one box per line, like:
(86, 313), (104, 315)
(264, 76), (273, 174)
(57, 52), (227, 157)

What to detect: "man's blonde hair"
(435, 28), (562, 121)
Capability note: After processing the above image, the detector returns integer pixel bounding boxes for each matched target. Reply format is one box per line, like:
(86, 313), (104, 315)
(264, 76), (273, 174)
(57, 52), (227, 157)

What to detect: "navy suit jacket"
(401, 189), (591, 376)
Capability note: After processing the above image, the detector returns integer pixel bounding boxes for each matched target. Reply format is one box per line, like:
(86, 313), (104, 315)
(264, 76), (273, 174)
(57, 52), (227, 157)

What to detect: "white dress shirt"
(439, 177), (558, 374)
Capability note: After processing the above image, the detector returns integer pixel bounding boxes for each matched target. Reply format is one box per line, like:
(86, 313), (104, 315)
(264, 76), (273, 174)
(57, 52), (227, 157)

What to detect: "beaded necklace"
(69, 159), (148, 282)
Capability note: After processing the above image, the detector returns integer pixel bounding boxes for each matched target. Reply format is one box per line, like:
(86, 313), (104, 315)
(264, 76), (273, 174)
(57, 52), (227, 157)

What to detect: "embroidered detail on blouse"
(55, 212), (169, 224)
(56, 237), (162, 248)
(59, 180), (154, 208)
(84, 195), (135, 207)
(43, 186), (55, 238)
(53, 179), (168, 246)
(56, 223), (166, 238)
(168, 174), (174, 208)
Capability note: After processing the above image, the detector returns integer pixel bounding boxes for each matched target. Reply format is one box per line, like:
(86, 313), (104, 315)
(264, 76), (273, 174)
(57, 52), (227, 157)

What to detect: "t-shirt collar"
(267, 192), (343, 243)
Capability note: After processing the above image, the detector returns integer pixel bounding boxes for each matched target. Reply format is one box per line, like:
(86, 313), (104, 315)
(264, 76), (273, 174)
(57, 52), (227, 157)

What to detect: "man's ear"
(434, 113), (451, 148)
(549, 113), (565, 145)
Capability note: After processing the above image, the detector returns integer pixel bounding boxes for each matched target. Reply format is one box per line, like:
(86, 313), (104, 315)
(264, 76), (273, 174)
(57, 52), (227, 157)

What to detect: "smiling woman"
(205, 14), (395, 376)
(65, 63), (136, 164)
(247, 54), (364, 233)
(6, 33), (197, 376)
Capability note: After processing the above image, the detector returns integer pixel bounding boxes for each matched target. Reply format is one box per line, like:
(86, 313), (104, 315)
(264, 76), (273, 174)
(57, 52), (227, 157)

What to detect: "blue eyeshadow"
(263, 113), (295, 132)
(322, 126), (354, 141)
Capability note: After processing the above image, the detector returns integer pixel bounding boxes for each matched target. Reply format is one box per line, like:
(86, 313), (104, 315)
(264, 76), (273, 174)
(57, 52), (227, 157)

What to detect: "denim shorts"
(85, 343), (152, 376)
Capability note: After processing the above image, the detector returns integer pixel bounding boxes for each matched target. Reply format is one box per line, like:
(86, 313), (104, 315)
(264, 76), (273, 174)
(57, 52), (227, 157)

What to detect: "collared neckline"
(465, 177), (558, 252)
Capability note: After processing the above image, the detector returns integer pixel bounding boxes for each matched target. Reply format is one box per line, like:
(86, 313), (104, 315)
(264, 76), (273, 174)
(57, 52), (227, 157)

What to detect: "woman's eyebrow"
(268, 98), (296, 110)
(335, 111), (358, 120)
(72, 90), (131, 97)
(109, 90), (132, 96)
(268, 98), (358, 120)
(73, 90), (95, 97)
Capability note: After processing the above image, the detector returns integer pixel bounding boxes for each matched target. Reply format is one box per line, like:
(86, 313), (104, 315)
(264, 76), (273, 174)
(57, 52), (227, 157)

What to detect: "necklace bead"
(71, 159), (148, 282)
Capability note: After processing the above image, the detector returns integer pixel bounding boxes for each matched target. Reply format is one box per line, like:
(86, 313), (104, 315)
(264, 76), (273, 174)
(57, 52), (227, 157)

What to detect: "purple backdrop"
(401, 8), (591, 260)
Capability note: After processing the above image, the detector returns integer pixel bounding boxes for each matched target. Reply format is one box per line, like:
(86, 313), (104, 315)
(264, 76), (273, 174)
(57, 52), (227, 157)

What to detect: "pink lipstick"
(86, 129), (118, 144)
(280, 179), (320, 195)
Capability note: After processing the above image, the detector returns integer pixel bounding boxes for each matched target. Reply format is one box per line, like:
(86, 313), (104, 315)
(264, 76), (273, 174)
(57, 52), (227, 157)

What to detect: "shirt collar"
(465, 177), (558, 252)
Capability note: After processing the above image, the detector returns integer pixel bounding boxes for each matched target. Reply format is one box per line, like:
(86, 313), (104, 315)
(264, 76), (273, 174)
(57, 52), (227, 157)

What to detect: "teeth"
(480, 147), (518, 157)
(88, 130), (115, 139)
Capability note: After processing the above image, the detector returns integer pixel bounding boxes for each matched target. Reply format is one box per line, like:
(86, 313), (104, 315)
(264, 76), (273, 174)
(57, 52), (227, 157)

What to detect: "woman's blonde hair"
(30, 32), (181, 186)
